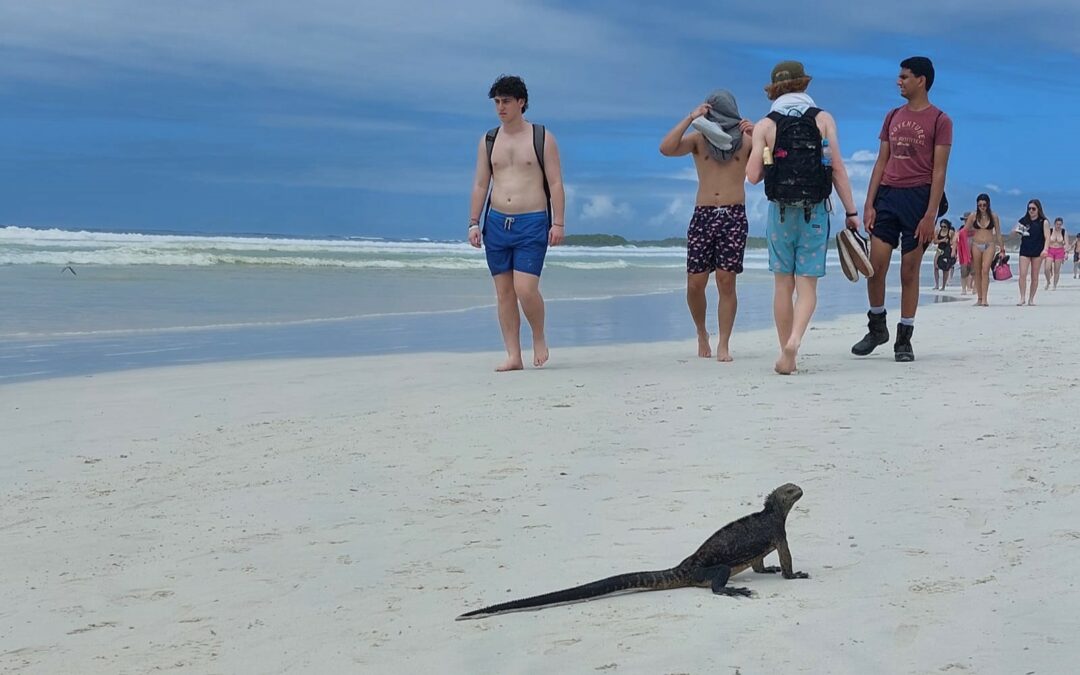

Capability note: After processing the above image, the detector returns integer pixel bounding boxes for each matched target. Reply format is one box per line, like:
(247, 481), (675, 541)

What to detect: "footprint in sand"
(909, 578), (963, 594)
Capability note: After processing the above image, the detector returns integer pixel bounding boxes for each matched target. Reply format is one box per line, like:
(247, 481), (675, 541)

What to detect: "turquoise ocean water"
(0, 226), (931, 383)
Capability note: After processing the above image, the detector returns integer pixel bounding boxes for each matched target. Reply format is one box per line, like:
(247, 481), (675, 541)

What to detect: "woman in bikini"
(1044, 218), (1069, 290)
(1014, 199), (1050, 306)
(932, 219), (957, 290)
(963, 193), (1004, 307)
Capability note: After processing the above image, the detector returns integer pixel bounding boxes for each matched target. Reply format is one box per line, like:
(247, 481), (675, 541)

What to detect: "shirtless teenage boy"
(468, 75), (566, 372)
(659, 90), (753, 362)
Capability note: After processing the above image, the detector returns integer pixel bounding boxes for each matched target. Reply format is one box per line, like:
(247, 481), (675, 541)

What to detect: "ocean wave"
(1, 226), (813, 271)
(0, 226), (691, 260)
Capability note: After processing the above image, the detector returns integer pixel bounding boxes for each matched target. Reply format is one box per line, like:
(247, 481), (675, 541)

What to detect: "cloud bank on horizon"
(2, 0), (1079, 239)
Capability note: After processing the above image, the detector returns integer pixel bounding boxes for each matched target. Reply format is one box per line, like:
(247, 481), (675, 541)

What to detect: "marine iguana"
(457, 483), (808, 620)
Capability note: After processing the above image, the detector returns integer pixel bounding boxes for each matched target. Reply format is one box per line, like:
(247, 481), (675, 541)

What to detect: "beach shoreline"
(3, 285), (1079, 673)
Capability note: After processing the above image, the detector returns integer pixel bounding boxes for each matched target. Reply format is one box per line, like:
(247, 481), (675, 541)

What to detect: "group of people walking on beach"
(932, 197), (1074, 306)
(467, 57), (1064, 375)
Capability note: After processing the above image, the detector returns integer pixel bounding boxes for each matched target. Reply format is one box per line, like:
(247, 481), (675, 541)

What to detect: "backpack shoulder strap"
(803, 107), (822, 120)
(931, 108), (945, 145)
(532, 124), (546, 171)
(485, 127), (499, 173)
(532, 124), (552, 220)
(885, 106), (902, 130)
(766, 111), (784, 124)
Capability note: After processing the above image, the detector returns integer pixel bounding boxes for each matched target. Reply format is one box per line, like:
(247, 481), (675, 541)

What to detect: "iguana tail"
(456, 568), (686, 620)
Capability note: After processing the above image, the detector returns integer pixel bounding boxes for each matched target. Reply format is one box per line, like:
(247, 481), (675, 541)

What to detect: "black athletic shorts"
(871, 185), (931, 255)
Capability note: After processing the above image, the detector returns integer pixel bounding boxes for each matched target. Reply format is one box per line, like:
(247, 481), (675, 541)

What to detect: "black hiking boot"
(851, 310), (889, 356)
(894, 323), (915, 362)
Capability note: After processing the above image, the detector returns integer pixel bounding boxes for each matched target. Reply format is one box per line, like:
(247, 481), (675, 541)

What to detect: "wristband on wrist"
(845, 211), (858, 217)
(552, 223), (564, 228)
(468, 222), (479, 231)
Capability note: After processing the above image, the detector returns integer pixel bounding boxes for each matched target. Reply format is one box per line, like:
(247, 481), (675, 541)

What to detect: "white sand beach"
(3, 283), (1080, 674)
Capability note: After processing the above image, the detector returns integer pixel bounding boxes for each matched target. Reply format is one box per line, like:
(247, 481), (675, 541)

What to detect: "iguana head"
(765, 483), (803, 516)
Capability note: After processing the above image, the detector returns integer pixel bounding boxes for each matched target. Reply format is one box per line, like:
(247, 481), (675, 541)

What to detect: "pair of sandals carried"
(836, 228), (875, 282)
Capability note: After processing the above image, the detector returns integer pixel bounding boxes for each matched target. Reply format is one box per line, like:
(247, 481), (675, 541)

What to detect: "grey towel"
(694, 90), (744, 161)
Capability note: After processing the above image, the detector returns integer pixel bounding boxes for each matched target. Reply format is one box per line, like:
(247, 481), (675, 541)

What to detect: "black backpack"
(484, 124), (551, 222)
(764, 108), (832, 211)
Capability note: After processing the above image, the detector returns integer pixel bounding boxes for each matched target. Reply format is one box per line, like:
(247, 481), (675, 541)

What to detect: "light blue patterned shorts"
(767, 201), (831, 277)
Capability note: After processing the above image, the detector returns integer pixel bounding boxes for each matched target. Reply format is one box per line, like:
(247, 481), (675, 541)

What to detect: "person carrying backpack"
(467, 75), (566, 372)
(746, 61), (860, 375)
(852, 56), (953, 362)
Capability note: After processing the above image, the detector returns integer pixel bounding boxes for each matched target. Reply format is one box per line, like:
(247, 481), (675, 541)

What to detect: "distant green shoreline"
(564, 232), (1028, 250)
(563, 233), (769, 249)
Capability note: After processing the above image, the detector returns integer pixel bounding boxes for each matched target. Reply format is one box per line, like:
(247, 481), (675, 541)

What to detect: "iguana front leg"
(775, 538), (809, 579)
(751, 556), (783, 574)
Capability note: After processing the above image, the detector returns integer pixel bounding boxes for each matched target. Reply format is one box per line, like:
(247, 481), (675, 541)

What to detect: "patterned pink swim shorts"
(686, 204), (748, 275)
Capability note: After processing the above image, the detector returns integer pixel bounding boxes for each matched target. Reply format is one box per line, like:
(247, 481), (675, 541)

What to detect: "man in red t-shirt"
(852, 56), (952, 362)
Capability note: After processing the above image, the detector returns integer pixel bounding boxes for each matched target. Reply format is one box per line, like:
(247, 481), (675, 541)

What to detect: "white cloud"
(581, 195), (633, 221)
(1007, 188), (1022, 196)
(849, 150), (878, 163)
(985, 184), (1001, 193)
(648, 197), (687, 227)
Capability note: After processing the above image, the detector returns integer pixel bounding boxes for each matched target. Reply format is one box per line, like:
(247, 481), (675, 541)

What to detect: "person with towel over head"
(660, 90), (754, 363)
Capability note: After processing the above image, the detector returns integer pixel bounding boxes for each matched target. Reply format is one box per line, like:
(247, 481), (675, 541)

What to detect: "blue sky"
(2, 0), (1079, 240)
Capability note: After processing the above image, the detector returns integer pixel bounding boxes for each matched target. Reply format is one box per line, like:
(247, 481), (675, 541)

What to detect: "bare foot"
(1017, 301), (1026, 306)
(774, 344), (798, 375)
(496, 358), (524, 372)
(697, 332), (712, 358)
(533, 338), (549, 368)
(716, 343), (733, 362)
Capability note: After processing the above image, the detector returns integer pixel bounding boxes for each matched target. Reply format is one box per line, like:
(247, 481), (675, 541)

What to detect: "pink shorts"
(1047, 247), (1066, 262)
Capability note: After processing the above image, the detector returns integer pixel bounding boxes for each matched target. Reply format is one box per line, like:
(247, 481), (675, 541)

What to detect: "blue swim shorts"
(483, 208), (550, 277)
(767, 201), (831, 278)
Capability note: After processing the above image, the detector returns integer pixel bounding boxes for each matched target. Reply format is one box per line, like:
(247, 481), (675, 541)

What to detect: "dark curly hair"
(488, 75), (528, 113)
(901, 56), (935, 91)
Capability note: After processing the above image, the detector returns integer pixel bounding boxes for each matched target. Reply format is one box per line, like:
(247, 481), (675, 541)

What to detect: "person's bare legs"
(493, 272), (523, 371)
(714, 270), (737, 362)
(971, 247), (988, 305)
(1017, 256), (1030, 305)
(899, 246), (924, 319)
(687, 272), (711, 357)
(867, 235), (894, 309)
(513, 271), (548, 367)
(775, 275), (817, 375)
(1052, 258), (1062, 289)
(933, 264), (941, 290)
(1028, 256), (1043, 305)
(978, 249), (993, 306)
(1044, 257), (1052, 290)
(772, 274), (795, 349)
